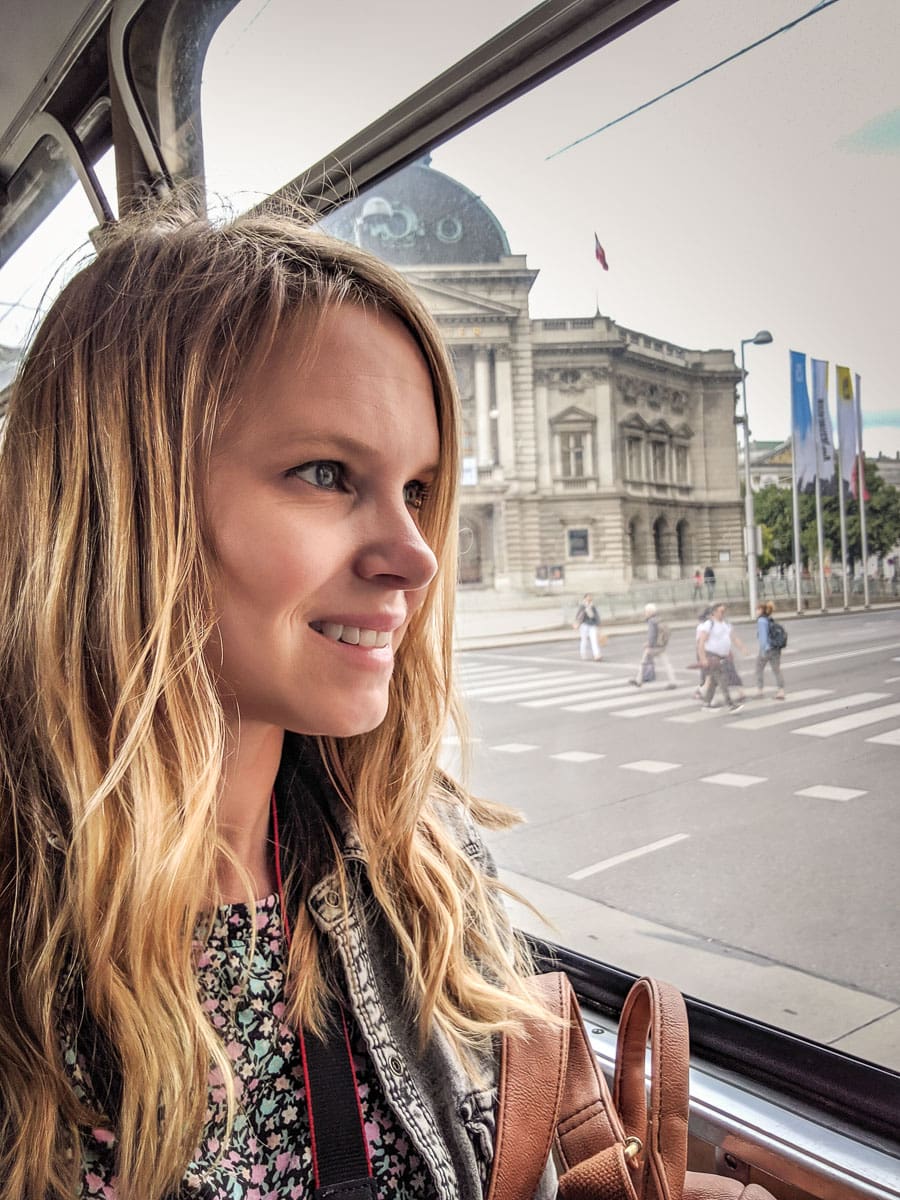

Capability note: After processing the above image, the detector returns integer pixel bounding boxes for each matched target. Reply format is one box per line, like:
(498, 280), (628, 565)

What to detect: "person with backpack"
(630, 602), (677, 688)
(756, 601), (786, 699)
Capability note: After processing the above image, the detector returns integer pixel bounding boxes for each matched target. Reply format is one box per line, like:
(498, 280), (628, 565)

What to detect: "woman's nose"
(355, 506), (439, 593)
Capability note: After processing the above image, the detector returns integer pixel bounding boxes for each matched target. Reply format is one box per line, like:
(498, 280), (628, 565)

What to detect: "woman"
(756, 601), (786, 699)
(573, 593), (602, 661)
(696, 602), (746, 712)
(0, 208), (553, 1199)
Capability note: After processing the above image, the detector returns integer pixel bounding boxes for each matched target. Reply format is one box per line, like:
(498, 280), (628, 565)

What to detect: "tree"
(753, 463), (900, 570)
(753, 484), (795, 568)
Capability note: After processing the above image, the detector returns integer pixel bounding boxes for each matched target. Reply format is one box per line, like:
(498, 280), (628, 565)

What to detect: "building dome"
(320, 158), (511, 265)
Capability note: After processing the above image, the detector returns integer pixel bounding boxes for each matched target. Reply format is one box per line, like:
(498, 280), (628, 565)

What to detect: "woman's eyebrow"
(274, 430), (440, 474)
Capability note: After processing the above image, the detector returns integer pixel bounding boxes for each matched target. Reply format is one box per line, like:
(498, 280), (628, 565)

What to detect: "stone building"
(324, 160), (744, 592)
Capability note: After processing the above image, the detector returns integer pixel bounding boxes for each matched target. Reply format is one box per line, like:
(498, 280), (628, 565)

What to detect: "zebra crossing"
(457, 656), (900, 747)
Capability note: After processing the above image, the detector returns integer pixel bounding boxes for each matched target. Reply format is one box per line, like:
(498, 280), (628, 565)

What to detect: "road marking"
(568, 834), (689, 880)
(729, 693), (887, 731)
(867, 728), (900, 746)
(621, 760), (680, 773)
(702, 772), (766, 788)
(794, 702), (900, 738)
(668, 689), (830, 723)
(784, 642), (900, 669)
(441, 734), (482, 745)
(465, 671), (587, 698)
(796, 785), (867, 802)
(884, 676), (900, 684)
(520, 677), (637, 706)
(462, 669), (579, 696)
(615, 696), (706, 717)
(551, 750), (605, 763)
(564, 688), (676, 713)
(490, 742), (539, 754)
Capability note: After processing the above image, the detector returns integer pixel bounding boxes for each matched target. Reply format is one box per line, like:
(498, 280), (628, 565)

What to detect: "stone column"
(494, 347), (515, 475)
(534, 371), (552, 489)
(593, 368), (614, 487)
(474, 348), (492, 468)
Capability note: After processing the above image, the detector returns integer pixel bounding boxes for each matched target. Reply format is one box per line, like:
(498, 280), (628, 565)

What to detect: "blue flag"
(790, 350), (816, 494)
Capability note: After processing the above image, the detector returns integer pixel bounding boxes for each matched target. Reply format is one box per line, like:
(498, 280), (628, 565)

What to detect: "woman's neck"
(216, 723), (285, 902)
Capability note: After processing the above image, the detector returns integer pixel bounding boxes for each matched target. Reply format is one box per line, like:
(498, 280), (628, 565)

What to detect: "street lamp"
(739, 329), (773, 619)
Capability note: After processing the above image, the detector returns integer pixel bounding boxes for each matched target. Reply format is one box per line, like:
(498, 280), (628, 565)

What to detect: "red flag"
(594, 233), (609, 271)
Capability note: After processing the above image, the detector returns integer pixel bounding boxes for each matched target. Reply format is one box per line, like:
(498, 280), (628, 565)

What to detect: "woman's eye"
(403, 480), (430, 511)
(291, 461), (345, 490)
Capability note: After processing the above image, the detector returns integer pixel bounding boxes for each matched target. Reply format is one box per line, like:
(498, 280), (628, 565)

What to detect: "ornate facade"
(330, 162), (745, 590)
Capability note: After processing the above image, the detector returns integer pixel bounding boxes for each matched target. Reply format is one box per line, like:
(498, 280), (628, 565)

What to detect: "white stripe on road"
(668, 689), (831, 723)
(794, 702), (900, 738)
(795, 785), (867, 802)
(867, 728), (900, 746)
(729, 692), (888, 731)
(564, 687), (677, 713)
(520, 677), (637, 706)
(551, 750), (605, 763)
(464, 670), (587, 698)
(462, 670), (578, 696)
(568, 834), (688, 880)
(621, 760), (681, 773)
(702, 772), (766, 788)
(783, 641), (900, 669)
(490, 742), (539, 754)
(614, 696), (704, 717)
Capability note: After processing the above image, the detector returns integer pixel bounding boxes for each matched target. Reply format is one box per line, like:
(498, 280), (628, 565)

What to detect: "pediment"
(648, 418), (674, 436)
(620, 413), (650, 432)
(550, 404), (595, 426)
(673, 422), (695, 439)
(410, 280), (520, 319)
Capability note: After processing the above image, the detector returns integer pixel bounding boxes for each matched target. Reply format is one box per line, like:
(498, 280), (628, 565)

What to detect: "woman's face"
(205, 304), (440, 738)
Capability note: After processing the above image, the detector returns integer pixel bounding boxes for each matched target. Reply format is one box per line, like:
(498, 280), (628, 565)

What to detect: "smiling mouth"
(310, 621), (392, 648)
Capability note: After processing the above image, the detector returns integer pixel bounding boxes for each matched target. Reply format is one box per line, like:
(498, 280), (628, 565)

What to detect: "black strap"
(302, 1009), (377, 1200)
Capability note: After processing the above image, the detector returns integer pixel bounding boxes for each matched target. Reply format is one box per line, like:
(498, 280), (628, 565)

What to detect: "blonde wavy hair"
(0, 206), (541, 1200)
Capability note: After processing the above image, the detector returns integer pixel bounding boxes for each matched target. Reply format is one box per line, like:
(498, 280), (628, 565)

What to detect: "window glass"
(201, 0), (538, 203)
(200, 0), (899, 1073)
(0, 147), (117, 389)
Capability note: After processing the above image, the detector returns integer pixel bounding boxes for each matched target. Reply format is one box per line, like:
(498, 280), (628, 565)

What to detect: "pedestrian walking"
(573, 593), (603, 660)
(755, 601), (786, 699)
(697, 602), (747, 712)
(691, 568), (703, 600)
(703, 564), (716, 600)
(692, 606), (712, 698)
(630, 602), (677, 688)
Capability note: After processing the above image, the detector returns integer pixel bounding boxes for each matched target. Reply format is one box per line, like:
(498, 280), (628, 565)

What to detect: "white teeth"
(316, 622), (392, 648)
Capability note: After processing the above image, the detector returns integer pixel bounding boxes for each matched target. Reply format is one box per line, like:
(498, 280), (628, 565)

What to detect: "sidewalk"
(453, 589), (900, 652)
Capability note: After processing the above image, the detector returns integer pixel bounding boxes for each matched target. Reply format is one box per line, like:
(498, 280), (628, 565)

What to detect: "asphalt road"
(448, 608), (900, 1067)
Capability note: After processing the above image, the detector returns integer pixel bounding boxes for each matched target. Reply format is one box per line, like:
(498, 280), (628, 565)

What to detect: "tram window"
(200, 0), (537, 201)
(0, 147), (117, 357)
(195, 0), (900, 1079)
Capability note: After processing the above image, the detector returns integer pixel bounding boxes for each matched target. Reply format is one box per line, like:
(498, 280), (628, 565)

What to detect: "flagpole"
(814, 470), (827, 612)
(791, 437), (803, 613)
(837, 442), (849, 609)
(856, 373), (870, 608)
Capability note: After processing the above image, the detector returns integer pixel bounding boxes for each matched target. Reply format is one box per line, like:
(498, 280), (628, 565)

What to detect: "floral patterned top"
(71, 895), (437, 1199)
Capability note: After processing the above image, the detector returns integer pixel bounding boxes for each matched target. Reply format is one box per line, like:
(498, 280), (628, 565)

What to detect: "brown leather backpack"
(487, 973), (778, 1200)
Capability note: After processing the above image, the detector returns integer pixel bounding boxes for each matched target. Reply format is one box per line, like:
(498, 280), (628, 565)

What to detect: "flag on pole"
(811, 357), (837, 496)
(835, 365), (857, 497)
(855, 372), (869, 501)
(790, 350), (816, 494)
(594, 233), (609, 271)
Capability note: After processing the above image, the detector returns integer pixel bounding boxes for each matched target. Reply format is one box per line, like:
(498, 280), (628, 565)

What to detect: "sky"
(2, 0), (898, 456)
